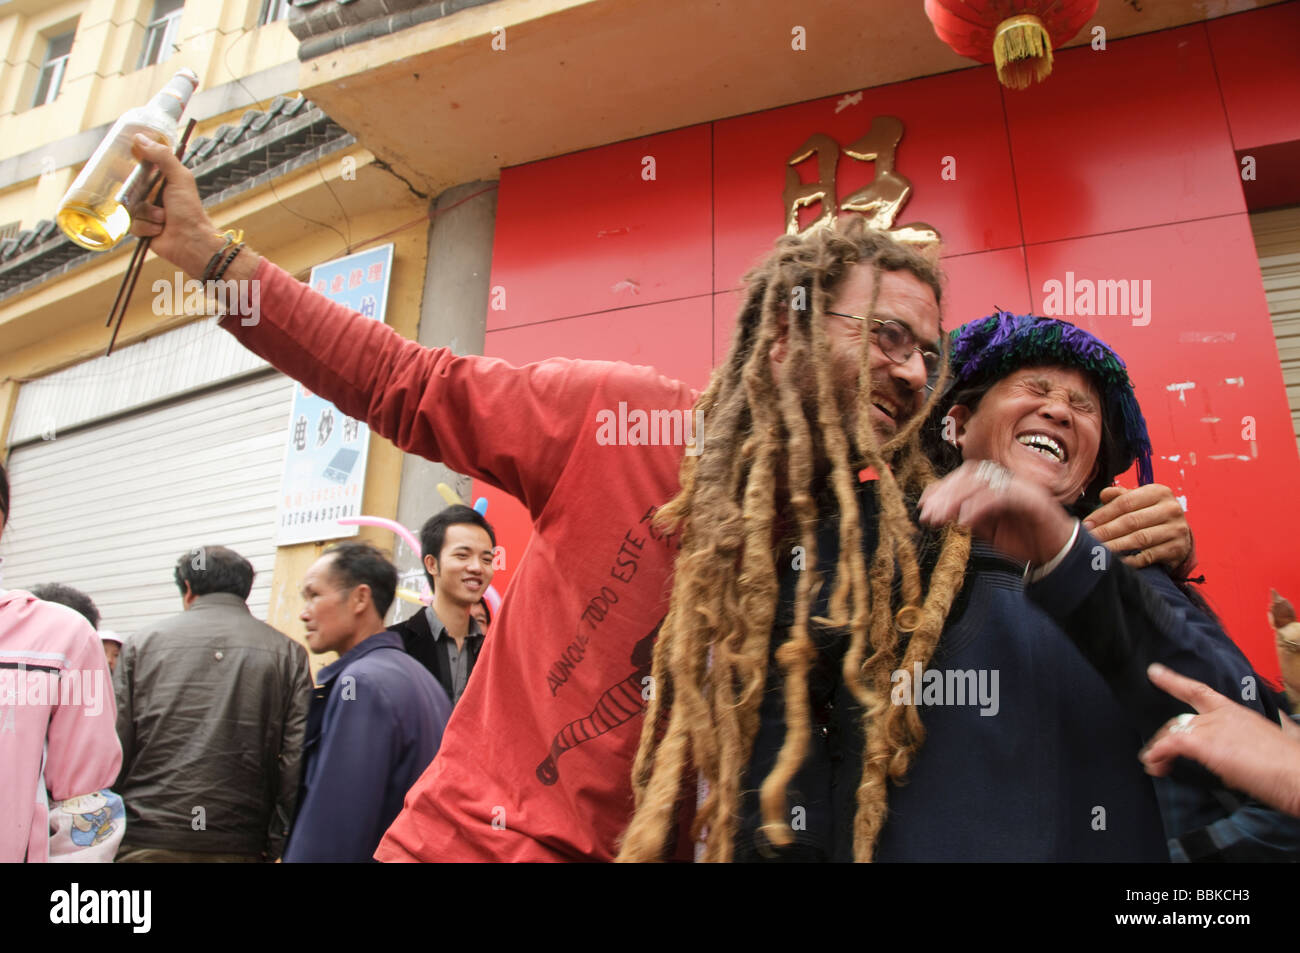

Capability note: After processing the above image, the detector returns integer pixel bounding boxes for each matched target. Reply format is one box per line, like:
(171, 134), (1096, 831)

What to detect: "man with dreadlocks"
(620, 311), (1271, 862)
(130, 139), (1193, 861)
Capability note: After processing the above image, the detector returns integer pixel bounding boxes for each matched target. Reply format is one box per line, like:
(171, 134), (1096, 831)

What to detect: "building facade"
(0, 0), (435, 666)
(1, 0), (1297, 679)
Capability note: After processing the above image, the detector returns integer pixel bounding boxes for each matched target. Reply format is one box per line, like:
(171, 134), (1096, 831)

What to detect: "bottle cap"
(156, 69), (199, 118)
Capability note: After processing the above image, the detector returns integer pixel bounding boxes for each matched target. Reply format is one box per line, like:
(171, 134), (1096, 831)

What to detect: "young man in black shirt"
(389, 505), (496, 706)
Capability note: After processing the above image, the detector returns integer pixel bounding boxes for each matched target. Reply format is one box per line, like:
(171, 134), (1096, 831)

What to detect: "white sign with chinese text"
(274, 244), (394, 545)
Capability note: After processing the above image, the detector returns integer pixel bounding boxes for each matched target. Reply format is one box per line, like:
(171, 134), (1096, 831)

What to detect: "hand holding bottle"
(127, 136), (261, 284)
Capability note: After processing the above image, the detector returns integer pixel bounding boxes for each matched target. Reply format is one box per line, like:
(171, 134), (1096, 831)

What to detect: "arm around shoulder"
(1026, 526), (1274, 737)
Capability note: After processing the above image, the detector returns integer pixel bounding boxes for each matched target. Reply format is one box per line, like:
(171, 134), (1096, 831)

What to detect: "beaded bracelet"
(202, 229), (245, 281)
(211, 242), (245, 282)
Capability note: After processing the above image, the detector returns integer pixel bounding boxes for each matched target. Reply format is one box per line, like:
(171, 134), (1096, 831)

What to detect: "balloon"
(395, 586), (427, 607)
(339, 513), (503, 614)
(338, 515), (421, 559)
(435, 482), (490, 517)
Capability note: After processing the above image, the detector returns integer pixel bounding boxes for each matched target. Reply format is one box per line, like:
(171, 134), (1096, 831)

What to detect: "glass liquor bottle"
(56, 68), (198, 252)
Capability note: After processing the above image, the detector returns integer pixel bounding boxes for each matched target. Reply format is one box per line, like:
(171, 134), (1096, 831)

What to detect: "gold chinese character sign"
(784, 115), (940, 250)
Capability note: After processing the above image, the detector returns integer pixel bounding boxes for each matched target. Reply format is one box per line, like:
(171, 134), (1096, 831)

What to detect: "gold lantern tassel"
(993, 14), (1053, 90)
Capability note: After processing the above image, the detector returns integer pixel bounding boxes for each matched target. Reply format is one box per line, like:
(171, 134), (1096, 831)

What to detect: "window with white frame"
(260, 0), (291, 26)
(138, 0), (184, 69)
(33, 28), (76, 107)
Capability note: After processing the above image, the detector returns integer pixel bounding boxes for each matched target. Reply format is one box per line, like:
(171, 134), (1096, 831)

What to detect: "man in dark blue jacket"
(283, 542), (451, 863)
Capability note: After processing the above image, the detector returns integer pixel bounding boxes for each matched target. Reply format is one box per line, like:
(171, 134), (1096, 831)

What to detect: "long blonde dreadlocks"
(616, 218), (973, 862)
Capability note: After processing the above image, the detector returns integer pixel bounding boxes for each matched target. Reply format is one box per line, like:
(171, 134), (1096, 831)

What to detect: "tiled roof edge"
(0, 99), (356, 304)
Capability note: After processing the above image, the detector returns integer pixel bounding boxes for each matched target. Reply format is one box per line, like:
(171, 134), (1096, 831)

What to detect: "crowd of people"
(3, 132), (1300, 862)
(0, 481), (497, 862)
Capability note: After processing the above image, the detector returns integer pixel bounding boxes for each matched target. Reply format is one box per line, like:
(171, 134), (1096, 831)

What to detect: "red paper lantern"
(924, 0), (1099, 89)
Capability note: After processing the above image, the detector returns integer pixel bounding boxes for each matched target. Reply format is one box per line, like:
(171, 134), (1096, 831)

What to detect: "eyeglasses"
(825, 312), (944, 387)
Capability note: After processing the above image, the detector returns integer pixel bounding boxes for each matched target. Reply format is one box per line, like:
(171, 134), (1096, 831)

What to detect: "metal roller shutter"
(1253, 206), (1300, 454)
(1, 371), (294, 637)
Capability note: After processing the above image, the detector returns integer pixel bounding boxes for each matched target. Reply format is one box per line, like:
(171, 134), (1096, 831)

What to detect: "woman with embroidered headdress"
(899, 314), (1293, 862)
(892, 313), (1279, 861)
(620, 310), (1277, 862)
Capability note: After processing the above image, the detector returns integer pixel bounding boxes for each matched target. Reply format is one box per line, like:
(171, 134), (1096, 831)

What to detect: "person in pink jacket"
(0, 462), (125, 862)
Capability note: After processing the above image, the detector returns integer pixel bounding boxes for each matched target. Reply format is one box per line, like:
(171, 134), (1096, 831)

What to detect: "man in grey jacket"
(113, 546), (311, 862)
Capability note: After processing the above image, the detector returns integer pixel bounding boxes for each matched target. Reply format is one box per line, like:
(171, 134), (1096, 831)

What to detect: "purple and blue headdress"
(946, 312), (1154, 490)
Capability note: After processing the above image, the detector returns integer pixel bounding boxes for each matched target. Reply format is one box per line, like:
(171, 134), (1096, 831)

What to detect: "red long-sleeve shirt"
(226, 260), (696, 860)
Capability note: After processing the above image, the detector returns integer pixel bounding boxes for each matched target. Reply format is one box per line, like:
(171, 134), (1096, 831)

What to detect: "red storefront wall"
(478, 5), (1300, 680)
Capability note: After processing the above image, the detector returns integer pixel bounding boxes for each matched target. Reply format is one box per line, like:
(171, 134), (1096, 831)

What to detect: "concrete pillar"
(391, 179), (498, 620)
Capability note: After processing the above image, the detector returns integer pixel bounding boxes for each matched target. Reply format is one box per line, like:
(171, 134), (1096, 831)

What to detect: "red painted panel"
(485, 296), (713, 387)
(713, 68), (1021, 293)
(487, 124), (712, 331)
(1208, 3), (1300, 149)
(478, 296), (713, 595)
(1026, 216), (1300, 679)
(940, 246), (1032, 331)
(1005, 25), (1243, 245)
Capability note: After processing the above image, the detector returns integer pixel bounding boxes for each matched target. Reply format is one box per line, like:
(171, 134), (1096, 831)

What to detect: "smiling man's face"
(822, 263), (942, 445)
(948, 365), (1103, 504)
(424, 523), (495, 609)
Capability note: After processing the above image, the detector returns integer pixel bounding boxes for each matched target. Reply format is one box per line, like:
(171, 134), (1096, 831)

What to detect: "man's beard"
(832, 365), (917, 464)
(779, 357), (917, 475)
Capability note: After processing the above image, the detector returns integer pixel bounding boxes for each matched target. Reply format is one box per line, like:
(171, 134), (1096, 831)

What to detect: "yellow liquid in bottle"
(57, 196), (132, 251)
(55, 121), (170, 252)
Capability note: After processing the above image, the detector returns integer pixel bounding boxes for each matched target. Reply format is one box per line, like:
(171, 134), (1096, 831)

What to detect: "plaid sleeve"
(1167, 715), (1300, 863)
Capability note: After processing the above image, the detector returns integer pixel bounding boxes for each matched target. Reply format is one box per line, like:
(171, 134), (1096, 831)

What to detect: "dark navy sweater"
(735, 485), (1278, 862)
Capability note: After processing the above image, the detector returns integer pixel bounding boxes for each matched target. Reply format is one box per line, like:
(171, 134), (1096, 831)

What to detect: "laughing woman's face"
(946, 365), (1103, 505)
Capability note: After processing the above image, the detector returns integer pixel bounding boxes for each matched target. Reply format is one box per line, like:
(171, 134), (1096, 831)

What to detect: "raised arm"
(127, 135), (610, 516)
(1023, 525), (1276, 738)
